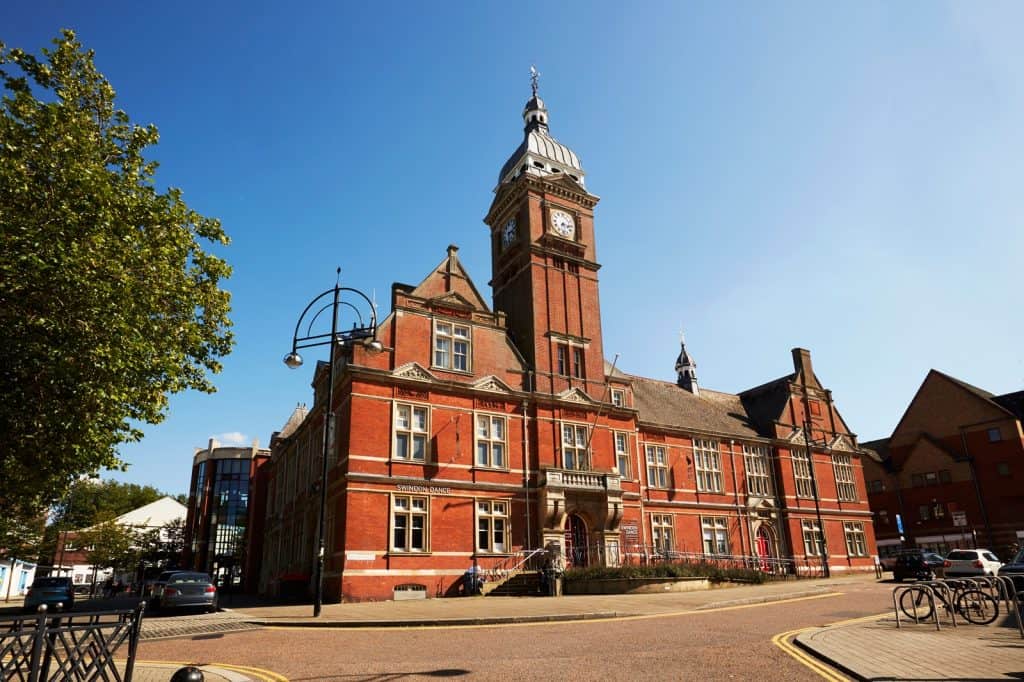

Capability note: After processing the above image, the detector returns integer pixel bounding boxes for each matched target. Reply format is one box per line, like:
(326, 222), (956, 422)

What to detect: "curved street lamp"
(284, 268), (382, 617)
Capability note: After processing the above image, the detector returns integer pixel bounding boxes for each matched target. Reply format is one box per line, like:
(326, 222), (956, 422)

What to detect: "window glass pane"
(492, 444), (504, 467)
(476, 443), (489, 466)
(396, 433), (409, 459)
(477, 416), (488, 437)
(412, 435), (425, 460)
(492, 418), (504, 440)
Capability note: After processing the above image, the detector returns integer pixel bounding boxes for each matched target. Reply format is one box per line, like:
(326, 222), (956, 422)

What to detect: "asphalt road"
(136, 580), (894, 681)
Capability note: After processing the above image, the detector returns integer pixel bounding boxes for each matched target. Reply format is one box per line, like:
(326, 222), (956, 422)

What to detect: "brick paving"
(140, 610), (262, 640)
(796, 613), (1024, 681)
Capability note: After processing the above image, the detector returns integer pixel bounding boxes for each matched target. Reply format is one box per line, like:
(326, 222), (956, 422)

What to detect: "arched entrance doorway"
(564, 514), (589, 568)
(755, 525), (777, 572)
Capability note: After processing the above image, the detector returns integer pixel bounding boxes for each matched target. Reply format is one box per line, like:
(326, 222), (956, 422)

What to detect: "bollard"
(171, 666), (205, 681)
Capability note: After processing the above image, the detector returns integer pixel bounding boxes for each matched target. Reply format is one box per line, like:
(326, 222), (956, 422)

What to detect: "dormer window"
(433, 320), (471, 372)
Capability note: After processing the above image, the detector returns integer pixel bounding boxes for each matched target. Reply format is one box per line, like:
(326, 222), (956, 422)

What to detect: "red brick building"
(259, 85), (877, 602)
(861, 370), (1024, 563)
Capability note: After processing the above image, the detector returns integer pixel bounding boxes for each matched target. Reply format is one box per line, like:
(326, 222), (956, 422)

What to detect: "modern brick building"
(259, 83), (877, 602)
(861, 370), (1023, 562)
(182, 439), (270, 591)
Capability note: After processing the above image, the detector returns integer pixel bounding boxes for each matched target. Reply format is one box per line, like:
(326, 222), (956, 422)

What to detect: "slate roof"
(993, 390), (1024, 420)
(629, 374), (762, 439)
(738, 376), (794, 434)
(859, 438), (891, 466)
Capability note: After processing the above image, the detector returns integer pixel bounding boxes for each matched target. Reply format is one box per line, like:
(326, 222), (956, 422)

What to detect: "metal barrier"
(0, 602), (146, 681)
(892, 576), (1023, 639)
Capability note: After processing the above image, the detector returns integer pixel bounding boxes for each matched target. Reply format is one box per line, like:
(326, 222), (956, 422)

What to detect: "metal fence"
(0, 603), (145, 681)
(566, 543), (828, 579)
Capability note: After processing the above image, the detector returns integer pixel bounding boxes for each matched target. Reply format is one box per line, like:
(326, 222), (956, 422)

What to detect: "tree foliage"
(51, 479), (176, 531)
(0, 31), (233, 522)
(77, 520), (138, 572)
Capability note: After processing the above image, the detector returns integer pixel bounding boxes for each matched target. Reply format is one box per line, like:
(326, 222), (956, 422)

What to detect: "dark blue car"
(24, 576), (75, 613)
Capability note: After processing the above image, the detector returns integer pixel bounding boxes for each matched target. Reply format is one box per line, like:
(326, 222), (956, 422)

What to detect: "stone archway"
(754, 523), (779, 572)
(564, 513), (589, 568)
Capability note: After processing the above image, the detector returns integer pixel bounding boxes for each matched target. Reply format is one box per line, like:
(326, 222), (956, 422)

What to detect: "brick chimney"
(791, 347), (813, 382)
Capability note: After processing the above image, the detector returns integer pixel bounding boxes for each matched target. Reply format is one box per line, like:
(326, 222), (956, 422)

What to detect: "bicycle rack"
(893, 584), (941, 631)
(991, 575), (1024, 639)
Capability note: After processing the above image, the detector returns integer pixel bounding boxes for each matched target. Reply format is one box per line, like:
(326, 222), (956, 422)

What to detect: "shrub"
(563, 561), (767, 584)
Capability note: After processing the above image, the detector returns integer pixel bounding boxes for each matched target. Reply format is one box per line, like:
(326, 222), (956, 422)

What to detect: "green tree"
(77, 520), (139, 574)
(51, 479), (171, 531)
(0, 31), (233, 527)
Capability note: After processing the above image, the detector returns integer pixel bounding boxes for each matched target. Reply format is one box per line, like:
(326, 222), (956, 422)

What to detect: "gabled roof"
(112, 497), (187, 528)
(860, 438), (891, 465)
(737, 376), (793, 432)
(630, 375), (762, 439)
(408, 245), (490, 313)
(890, 369), (1022, 438)
(277, 403), (308, 440)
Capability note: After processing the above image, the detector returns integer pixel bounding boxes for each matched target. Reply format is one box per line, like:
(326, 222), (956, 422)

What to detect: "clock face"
(501, 217), (517, 248)
(550, 209), (575, 239)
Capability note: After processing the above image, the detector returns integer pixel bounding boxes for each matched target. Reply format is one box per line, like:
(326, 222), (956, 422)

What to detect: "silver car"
(156, 572), (218, 612)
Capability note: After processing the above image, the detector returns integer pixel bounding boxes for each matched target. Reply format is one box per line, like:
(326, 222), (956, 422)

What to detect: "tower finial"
(675, 329), (699, 396)
(530, 65), (540, 97)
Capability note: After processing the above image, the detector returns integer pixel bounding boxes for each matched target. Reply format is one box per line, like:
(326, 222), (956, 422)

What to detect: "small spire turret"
(675, 331), (699, 395)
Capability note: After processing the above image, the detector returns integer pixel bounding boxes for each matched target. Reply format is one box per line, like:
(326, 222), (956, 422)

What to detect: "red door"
(756, 527), (772, 571)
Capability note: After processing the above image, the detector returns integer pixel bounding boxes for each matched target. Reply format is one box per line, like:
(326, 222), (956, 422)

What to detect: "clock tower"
(485, 76), (606, 396)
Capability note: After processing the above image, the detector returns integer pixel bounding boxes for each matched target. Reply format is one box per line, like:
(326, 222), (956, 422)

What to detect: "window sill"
(472, 552), (514, 558)
(430, 366), (474, 376)
(387, 551), (433, 557)
(471, 466), (511, 473)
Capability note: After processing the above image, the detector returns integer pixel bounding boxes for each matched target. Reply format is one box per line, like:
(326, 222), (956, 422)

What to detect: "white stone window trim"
(390, 493), (430, 553)
(610, 388), (625, 407)
(792, 449), (815, 498)
(693, 439), (723, 493)
(432, 319), (472, 373)
(651, 513), (674, 554)
(843, 521), (867, 557)
(801, 519), (824, 556)
(475, 499), (510, 554)
(560, 421), (590, 471)
(700, 516), (730, 556)
(743, 444), (773, 497)
(832, 453), (858, 502)
(614, 431), (631, 478)
(393, 401), (431, 463)
(645, 444), (668, 489)
(474, 411), (509, 470)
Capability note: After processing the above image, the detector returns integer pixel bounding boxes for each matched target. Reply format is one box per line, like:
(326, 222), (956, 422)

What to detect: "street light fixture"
(284, 268), (382, 617)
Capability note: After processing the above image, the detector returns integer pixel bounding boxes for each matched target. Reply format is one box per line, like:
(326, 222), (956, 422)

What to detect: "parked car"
(892, 552), (945, 582)
(156, 572), (217, 613)
(943, 548), (1003, 577)
(23, 576), (75, 613)
(147, 570), (185, 608)
(997, 547), (1024, 590)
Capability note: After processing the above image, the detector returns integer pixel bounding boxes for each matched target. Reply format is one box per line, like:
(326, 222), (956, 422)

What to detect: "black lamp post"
(801, 421), (831, 579)
(284, 269), (382, 617)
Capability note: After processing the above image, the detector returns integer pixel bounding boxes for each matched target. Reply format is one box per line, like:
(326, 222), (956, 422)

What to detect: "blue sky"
(6, 2), (1022, 496)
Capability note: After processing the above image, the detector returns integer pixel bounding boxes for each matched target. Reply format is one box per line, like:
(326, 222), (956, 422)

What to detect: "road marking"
(134, 659), (289, 682)
(771, 612), (889, 682)
(262, 591), (845, 632)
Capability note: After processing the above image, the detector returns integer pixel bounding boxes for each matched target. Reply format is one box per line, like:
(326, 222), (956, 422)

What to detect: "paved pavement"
(70, 575), (1024, 680)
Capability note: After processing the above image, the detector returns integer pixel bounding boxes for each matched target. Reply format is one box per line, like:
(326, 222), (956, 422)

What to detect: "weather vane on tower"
(530, 65), (540, 97)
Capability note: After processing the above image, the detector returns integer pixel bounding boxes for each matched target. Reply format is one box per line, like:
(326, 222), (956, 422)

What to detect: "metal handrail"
(480, 547), (548, 583)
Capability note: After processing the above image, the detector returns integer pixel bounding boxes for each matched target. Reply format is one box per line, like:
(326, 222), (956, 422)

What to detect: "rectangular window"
(561, 423), (589, 470)
(938, 469), (952, 484)
(801, 519), (823, 556)
(694, 439), (723, 493)
(646, 445), (668, 488)
(843, 521), (867, 557)
(997, 462), (1010, 477)
(572, 347), (584, 378)
(615, 432), (630, 477)
(792, 449), (814, 498)
(866, 479), (884, 494)
(933, 501), (946, 518)
(911, 473), (925, 488)
(878, 510), (889, 525)
(476, 500), (508, 553)
(394, 404), (429, 462)
(809, 400), (822, 416)
(475, 414), (507, 469)
(556, 344), (568, 376)
(611, 389), (624, 407)
(987, 427), (1002, 442)
(743, 444), (773, 497)
(832, 454), (857, 502)
(652, 514), (674, 555)
(918, 504), (930, 521)
(434, 321), (471, 372)
(701, 516), (730, 555)
(392, 494), (429, 552)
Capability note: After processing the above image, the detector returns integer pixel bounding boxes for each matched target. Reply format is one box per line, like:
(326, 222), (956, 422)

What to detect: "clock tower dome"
(485, 73), (605, 396)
